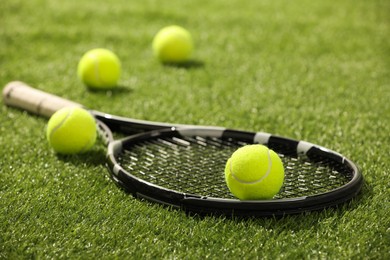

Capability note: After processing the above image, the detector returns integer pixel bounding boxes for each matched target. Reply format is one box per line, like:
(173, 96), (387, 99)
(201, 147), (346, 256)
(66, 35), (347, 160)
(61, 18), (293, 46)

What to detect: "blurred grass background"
(0, 0), (389, 259)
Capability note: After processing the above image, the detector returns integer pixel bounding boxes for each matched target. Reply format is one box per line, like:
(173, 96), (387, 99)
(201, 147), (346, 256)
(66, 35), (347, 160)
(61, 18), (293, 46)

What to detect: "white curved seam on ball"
(49, 108), (73, 140)
(230, 149), (272, 184)
(79, 136), (94, 153)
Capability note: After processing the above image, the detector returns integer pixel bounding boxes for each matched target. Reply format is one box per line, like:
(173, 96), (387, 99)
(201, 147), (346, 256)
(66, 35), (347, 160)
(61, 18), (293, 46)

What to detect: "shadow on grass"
(177, 185), (369, 229)
(56, 146), (106, 168)
(162, 59), (205, 69)
(225, 188), (368, 229)
(86, 85), (134, 95)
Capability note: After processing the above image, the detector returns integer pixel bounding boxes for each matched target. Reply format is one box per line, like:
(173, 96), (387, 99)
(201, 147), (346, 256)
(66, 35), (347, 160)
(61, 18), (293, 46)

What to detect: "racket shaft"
(3, 81), (82, 118)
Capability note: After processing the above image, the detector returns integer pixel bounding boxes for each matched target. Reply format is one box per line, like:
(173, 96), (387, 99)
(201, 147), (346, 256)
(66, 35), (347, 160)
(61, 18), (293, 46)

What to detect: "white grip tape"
(3, 81), (82, 118)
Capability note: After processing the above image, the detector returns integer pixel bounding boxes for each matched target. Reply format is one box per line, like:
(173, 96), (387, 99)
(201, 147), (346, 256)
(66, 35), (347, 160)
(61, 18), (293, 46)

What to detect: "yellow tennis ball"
(46, 107), (97, 154)
(77, 48), (121, 89)
(152, 25), (194, 63)
(225, 144), (285, 200)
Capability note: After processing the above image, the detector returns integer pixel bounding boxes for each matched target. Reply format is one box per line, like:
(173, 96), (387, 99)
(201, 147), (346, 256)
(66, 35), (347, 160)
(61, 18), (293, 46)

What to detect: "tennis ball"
(152, 25), (193, 63)
(77, 48), (121, 89)
(46, 107), (97, 154)
(225, 144), (285, 200)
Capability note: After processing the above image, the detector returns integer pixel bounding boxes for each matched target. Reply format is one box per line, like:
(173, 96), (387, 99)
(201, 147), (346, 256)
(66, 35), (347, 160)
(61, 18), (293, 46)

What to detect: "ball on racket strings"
(46, 107), (97, 154)
(225, 144), (285, 200)
(77, 48), (121, 89)
(152, 25), (194, 64)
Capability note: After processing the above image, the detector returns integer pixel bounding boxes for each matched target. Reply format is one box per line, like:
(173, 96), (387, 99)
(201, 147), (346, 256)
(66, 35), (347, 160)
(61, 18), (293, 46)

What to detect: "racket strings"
(117, 136), (353, 199)
(277, 157), (351, 198)
(120, 136), (237, 198)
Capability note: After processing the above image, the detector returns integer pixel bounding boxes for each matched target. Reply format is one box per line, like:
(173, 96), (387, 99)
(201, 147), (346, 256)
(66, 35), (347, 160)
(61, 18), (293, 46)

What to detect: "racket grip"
(3, 81), (82, 118)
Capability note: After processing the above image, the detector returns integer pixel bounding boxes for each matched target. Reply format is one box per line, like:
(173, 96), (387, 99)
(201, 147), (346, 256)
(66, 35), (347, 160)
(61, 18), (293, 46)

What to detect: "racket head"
(105, 126), (363, 217)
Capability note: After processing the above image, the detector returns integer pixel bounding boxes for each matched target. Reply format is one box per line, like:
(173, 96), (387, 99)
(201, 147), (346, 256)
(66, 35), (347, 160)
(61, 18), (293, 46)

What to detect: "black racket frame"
(95, 113), (363, 217)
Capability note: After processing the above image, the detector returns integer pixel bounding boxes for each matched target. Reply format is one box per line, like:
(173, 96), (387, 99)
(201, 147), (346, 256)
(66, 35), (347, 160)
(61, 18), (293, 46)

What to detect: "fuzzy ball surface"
(225, 144), (285, 200)
(77, 48), (121, 89)
(152, 25), (193, 63)
(46, 107), (97, 154)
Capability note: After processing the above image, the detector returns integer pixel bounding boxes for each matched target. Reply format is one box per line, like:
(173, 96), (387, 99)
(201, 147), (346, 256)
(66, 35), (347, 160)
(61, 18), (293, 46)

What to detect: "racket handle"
(3, 81), (82, 118)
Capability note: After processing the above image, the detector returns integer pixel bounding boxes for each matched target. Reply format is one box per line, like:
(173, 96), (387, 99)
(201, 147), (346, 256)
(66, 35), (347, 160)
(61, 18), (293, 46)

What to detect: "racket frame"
(3, 81), (364, 217)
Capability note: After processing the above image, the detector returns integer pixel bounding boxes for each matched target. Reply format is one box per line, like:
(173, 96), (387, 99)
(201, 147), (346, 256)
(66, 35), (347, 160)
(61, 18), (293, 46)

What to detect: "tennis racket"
(3, 81), (363, 217)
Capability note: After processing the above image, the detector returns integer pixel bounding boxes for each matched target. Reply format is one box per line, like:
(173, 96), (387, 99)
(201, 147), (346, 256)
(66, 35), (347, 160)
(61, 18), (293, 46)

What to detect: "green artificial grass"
(1, 0), (389, 259)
